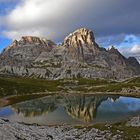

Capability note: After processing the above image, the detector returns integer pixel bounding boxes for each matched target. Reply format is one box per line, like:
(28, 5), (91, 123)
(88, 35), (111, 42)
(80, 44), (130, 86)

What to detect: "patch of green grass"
(75, 78), (111, 86)
(1, 76), (140, 97)
(127, 77), (140, 84)
(69, 77), (140, 93)
(88, 83), (135, 92)
(0, 76), (62, 97)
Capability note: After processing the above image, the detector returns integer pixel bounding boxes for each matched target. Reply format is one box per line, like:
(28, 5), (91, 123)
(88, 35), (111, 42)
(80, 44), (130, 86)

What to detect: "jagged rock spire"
(61, 28), (100, 62)
(108, 45), (125, 58)
(63, 28), (97, 48)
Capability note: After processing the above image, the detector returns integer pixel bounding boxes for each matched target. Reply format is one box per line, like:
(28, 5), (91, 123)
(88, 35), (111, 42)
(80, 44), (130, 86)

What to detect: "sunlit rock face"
(62, 28), (100, 62)
(20, 36), (54, 45)
(63, 28), (96, 47)
(0, 28), (140, 80)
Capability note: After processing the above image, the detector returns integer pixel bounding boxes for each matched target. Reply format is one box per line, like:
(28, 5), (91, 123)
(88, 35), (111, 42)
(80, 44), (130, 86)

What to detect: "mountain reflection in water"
(11, 96), (57, 117)
(0, 94), (139, 125)
(11, 95), (118, 122)
(64, 95), (108, 122)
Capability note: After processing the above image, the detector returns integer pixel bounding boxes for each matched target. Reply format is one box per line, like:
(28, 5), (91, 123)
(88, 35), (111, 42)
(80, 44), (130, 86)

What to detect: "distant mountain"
(0, 28), (140, 80)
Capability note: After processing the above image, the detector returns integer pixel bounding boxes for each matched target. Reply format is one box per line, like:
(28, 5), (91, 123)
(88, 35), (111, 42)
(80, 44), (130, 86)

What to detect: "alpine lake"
(0, 94), (140, 126)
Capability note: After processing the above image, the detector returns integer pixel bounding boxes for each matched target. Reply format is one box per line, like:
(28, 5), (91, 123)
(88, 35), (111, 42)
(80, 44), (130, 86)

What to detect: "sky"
(0, 0), (140, 60)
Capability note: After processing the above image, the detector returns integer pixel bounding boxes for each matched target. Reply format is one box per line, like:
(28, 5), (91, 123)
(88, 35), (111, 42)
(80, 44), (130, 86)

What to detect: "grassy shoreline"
(0, 75), (140, 98)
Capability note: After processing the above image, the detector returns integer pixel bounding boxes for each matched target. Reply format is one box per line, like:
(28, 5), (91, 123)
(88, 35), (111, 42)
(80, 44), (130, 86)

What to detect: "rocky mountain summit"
(0, 28), (140, 80)
(0, 36), (55, 67)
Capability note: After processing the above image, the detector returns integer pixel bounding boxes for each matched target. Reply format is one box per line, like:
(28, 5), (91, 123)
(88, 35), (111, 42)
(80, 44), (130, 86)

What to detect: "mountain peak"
(107, 46), (115, 50)
(108, 46), (121, 55)
(2, 36), (56, 54)
(20, 36), (48, 45)
(72, 27), (93, 37)
(2, 40), (18, 53)
(20, 36), (56, 46)
(63, 28), (96, 47)
(21, 36), (41, 43)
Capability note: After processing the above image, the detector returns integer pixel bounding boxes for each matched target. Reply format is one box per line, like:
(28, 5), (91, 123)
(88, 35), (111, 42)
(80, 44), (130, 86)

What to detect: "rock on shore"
(126, 116), (140, 127)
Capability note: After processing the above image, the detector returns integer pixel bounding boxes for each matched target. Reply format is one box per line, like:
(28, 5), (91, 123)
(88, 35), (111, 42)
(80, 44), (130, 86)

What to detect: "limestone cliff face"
(20, 36), (55, 46)
(0, 36), (56, 67)
(63, 28), (98, 49)
(62, 28), (100, 62)
(0, 28), (140, 80)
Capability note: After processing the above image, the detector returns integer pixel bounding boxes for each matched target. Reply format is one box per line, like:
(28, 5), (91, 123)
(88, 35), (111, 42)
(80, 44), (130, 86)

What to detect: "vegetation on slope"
(0, 75), (140, 97)
(0, 75), (61, 97)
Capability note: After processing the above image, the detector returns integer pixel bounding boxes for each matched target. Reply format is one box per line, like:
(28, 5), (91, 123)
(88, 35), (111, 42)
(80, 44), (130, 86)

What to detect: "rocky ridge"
(0, 28), (140, 80)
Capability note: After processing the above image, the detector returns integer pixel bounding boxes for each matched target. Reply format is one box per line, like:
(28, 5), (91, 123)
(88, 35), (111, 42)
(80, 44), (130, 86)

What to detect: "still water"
(0, 94), (140, 125)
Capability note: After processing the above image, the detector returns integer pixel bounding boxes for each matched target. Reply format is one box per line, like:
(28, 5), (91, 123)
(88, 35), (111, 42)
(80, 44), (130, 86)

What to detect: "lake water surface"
(0, 94), (140, 125)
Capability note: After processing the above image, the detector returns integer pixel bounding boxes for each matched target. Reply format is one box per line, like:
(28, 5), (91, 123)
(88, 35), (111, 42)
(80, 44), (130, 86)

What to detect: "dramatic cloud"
(0, 0), (140, 41)
(0, 0), (140, 61)
(1, 0), (94, 40)
(97, 33), (140, 62)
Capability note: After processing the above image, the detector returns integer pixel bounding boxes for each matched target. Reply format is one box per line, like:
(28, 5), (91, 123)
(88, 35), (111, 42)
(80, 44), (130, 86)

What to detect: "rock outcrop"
(62, 28), (100, 62)
(0, 28), (140, 80)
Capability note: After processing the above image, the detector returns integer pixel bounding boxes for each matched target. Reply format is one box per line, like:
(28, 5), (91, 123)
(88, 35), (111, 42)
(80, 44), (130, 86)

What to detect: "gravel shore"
(126, 116), (140, 127)
(0, 118), (122, 140)
(0, 116), (140, 140)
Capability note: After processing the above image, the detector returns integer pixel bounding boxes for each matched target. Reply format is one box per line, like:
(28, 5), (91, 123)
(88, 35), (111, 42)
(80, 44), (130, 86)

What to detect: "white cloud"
(97, 34), (140, 62)
(130, 45), (140, 54)
(2, 0), (95, 40)
(127, 44), (140, 62)
(1, 0), (140, 41)
(111, 44), (140, 63)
